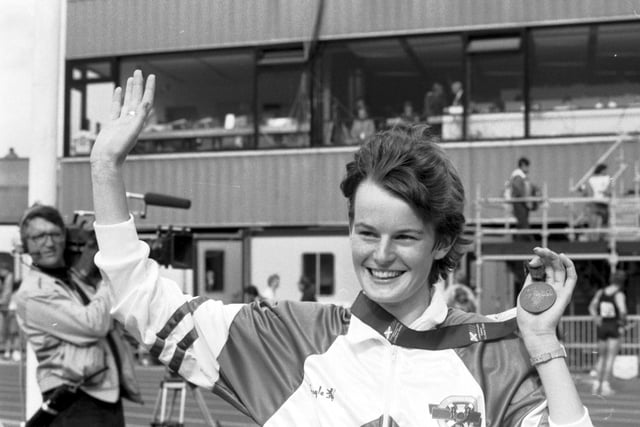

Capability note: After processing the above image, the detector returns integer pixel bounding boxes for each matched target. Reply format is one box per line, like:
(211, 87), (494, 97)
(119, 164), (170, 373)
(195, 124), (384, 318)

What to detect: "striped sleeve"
(93, 217), (352, 424)
(93, 217), (243, 389)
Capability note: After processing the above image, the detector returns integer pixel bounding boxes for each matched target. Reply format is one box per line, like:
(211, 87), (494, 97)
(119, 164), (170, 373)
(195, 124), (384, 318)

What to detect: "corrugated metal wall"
(59, 137), (640, 229)
(59, 148), (356, 228)
(67, 0), (640, 59)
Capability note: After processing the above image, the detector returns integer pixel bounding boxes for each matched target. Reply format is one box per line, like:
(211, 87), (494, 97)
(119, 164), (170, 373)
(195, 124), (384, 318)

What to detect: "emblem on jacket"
(429, 395), (482, 426)
(468, 323), (487, 342)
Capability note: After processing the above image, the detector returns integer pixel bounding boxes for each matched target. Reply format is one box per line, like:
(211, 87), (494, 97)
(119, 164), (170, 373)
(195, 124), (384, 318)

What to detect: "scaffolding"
(472, 185), (640, 311)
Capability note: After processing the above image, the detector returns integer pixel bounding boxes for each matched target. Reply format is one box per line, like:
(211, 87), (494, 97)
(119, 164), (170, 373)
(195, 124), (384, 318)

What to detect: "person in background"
(0, 262), (21, 361)
(423, 83), (447, 118)
(349, 101), (376, 144)
(507, 157), (540, 239)
(88, 70), (592, 426)
(399, 100), (420, 125)
(588, 270), (628, 396)
(260, 273), (280, 302)
(450, 81), (465, 108)
(297, 276), (317, 302)
(13, 204), (142, 426)
(244, 285), (262, 303)
(423, 82), (447, 136)
(581, 163), (611, 240)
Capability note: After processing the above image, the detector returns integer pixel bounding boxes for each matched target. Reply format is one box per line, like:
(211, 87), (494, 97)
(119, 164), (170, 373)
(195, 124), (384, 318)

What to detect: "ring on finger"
(127, 110), (136, 116)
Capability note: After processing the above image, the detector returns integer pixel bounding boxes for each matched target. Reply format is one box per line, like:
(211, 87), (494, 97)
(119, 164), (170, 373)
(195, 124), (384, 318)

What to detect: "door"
(196, 239), (244, 303)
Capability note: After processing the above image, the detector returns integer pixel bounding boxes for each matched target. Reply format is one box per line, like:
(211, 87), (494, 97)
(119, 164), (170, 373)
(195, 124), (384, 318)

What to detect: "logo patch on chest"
(429, 395), (482, 426)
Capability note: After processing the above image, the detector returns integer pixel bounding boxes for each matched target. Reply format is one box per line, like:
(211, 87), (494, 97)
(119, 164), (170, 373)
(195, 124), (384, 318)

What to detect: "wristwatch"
(529, 345), (567, 366)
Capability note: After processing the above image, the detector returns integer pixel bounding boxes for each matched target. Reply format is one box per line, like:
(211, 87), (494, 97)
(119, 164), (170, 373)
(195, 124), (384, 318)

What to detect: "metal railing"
(560, 315), (640, 372)
(472, 186), (640, 310)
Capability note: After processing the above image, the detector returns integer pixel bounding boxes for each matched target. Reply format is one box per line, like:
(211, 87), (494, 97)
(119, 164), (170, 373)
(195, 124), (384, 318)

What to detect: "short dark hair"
(611, 270), (626, 286)
(340, 125), (471, 285)
(298, 276), (314, 291)
(594, 163), (607, 175)
(245, 285), (259, 298)
(19, 204), (66, 250)
(518, 157), (530, 168)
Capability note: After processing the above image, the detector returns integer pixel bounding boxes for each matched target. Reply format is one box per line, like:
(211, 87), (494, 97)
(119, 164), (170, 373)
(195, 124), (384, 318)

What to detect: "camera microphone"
(143, 192), (191, 209)
(129, 192), (192, 209)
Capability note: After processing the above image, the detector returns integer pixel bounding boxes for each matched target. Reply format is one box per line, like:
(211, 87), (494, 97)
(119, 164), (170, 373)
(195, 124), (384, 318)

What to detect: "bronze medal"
(520, 282), (556, 313)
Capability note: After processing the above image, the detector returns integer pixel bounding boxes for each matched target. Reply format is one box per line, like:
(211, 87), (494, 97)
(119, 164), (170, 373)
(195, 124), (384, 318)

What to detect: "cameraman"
(13, 204), (141, 426)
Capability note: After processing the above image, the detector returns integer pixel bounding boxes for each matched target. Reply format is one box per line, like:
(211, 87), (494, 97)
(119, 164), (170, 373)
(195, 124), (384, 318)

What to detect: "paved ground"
(1, 359), (639, 426)
(0, 360), (257, 427)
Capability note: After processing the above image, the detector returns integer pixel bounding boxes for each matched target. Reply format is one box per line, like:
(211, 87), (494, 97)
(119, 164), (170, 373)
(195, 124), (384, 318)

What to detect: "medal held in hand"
(519, 262), (556, 314)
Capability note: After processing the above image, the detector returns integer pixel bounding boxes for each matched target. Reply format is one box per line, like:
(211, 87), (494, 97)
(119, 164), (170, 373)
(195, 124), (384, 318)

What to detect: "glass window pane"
(316, 36), (463, 145)
(529, 26), (590, 137)
(319, 253), (334, 295)
(530, 23), (640, 137)
(467, 50), (524, 140)
(121, 51), (255, 154)
(301, 252), (335, 295)
(257, 66), (310, 149)
(204, 250), (224, 292)
(71, 61), (112, 81)
(407, 35), (464, 141)
(69, 82), (114, 156)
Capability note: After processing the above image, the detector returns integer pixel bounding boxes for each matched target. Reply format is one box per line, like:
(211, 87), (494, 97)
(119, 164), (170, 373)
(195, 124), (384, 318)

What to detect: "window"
(257, 64), (310, 149)
(466, 35), (524, 140)
(302, 252), (335, 295)
(67, 61), (115, 156)
(121, 50), (255, 154)
(529, 23), (640, 137)
(317, 35), (463, 145)
(204, 250), (225, 292)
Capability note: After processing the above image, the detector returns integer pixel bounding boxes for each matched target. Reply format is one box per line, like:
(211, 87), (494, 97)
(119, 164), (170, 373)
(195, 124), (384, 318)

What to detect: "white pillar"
(24, 0), (67, 420)
(27, 0), (66, 207)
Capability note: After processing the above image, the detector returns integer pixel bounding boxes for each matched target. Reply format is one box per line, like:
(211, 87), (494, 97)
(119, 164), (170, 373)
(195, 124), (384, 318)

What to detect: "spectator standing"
(581, 163), (611, 239)
(0, 262), (21, 361)
(423, 83), (447, 118)
(349, 102), (376, 144)
(260, 273), (280, 302)
(588, 270), (628, 396)
(450, 81), (465, 109)
(399, 100), (420, 126)
(13, 205), (142, 426)
(244, 285), (262, 303)
(507, 157), (540, 239)
(297, 276), (317, 302)
(423, 82), (447, 136)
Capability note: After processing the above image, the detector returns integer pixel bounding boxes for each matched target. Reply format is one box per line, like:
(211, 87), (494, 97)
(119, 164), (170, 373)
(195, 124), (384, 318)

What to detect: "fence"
(560, 314), (640, 372)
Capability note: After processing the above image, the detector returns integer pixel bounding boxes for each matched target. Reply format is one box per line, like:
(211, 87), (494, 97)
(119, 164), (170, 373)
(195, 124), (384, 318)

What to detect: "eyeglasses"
(27, 231), (65, 246)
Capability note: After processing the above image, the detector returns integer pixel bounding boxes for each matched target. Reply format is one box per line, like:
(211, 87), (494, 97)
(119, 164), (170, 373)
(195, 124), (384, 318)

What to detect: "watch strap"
(529, 345), (567, 366)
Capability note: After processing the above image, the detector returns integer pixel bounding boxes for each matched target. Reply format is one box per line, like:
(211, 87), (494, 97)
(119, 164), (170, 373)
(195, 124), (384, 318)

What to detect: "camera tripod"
(151, 371), (221, 427)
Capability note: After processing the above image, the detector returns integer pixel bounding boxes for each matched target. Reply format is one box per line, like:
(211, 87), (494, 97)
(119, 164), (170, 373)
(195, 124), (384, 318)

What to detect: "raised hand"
(90, 70), (155, 225)
(517, 247), (577, 342)
(90, 70), (155, 166)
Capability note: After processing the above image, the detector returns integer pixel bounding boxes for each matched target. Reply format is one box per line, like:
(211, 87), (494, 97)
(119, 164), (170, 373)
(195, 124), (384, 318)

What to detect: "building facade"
(60, 0), (640, 312)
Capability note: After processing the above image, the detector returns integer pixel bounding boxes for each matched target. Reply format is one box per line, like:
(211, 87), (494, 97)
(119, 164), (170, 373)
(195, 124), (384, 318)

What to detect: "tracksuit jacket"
(94, 217), (592, 427)
(14, 267), (141, 404)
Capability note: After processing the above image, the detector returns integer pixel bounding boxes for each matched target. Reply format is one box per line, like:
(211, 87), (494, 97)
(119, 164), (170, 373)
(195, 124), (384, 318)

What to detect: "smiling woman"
(90, 70), (593, 426)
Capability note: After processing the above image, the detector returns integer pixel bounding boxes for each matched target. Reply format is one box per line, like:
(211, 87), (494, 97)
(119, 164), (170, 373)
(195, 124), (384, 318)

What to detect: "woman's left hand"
(517, 247), (577, 343)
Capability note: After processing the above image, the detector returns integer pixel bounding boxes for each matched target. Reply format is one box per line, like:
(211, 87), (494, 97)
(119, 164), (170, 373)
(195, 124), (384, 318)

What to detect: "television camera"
(65, 191), (193, 288)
